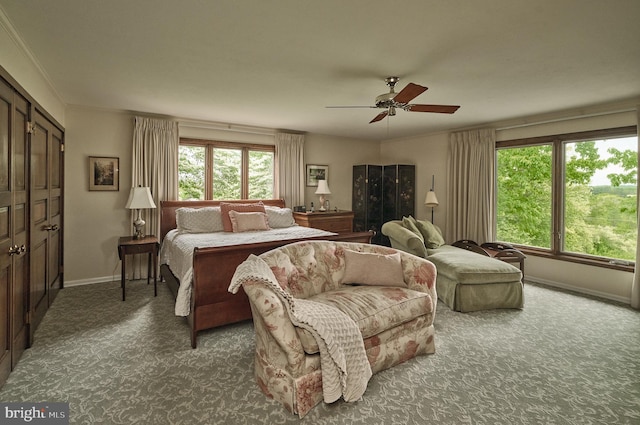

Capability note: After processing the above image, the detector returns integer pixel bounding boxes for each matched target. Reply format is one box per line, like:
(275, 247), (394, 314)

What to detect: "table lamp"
(315, 180), (332, 212)
(125, 186), (156, 239)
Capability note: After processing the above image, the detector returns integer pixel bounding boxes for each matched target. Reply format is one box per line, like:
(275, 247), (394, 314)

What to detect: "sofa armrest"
(381, 221), (428, 258)
(398, 252), (438, 313)
(242, 281), (307, 374)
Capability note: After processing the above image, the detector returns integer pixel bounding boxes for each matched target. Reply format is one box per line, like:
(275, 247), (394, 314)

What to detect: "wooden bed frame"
(159, 199), (374, 348)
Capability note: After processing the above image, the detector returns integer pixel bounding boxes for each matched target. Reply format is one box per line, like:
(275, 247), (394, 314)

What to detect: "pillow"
(228, 210), (270, 232)
(175, 207), (224, 233)
(415, 219), (446, 248)
(220, 202), (265, 232)
(265, 206), (296, 228)
(402, 216), (424, 242)
(341, 249), (406, 287)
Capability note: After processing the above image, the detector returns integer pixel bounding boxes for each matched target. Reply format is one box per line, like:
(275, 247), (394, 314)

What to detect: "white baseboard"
(64, 276), (117, 287)
(526, 276), (630, 305)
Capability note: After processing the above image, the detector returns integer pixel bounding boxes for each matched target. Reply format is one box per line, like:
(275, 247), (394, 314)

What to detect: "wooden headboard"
(160, 199), (286, 241)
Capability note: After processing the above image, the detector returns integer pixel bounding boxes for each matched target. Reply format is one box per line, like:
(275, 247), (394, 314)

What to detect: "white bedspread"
(160, 226), (337, 316)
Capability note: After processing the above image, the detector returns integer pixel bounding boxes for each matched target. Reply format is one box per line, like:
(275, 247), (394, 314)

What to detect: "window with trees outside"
(178, 139), (274, 200)
(496, 126), (637, 269)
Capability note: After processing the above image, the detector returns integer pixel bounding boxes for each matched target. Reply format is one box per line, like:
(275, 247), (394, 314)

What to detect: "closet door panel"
(11, 95), (29, 366)
(30, 117), (49, 339)
(48, 128), (62, 303)
(0, 81), (11, 384)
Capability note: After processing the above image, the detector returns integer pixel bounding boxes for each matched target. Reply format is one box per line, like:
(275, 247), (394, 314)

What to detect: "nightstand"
(118, 235), (159, 301)
(293, 210), (354, 233)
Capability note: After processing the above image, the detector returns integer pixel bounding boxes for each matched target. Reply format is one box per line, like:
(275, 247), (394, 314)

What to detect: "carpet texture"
(1, 280), (638, 424)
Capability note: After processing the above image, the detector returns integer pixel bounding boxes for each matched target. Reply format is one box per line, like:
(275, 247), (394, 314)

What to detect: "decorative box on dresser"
(352, 164), (415, 245)
(0, 69), (64, 388)
(292, 210), (354, 233)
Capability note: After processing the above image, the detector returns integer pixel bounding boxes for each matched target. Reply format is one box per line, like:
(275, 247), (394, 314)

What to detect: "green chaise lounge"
(381, 218), (524, 312)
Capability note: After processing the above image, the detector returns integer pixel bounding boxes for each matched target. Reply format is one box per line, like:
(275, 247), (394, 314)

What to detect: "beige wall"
(304, 133), (380, 212)
(65, 107), (134, 283)
(0, 14), (65, 124)
(380, 132), (449, 230)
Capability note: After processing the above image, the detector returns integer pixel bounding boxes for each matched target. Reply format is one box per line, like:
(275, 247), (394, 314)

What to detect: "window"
(178, 139), (274, 200)
(496, 126), (637, 268)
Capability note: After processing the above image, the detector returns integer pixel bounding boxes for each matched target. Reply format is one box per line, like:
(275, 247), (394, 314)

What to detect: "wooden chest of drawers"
(293, 210), (354, 233)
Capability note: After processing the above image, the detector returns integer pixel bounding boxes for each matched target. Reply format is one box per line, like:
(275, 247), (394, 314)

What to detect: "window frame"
(179, 138), (275, 200)
(496, 126), (637, 272)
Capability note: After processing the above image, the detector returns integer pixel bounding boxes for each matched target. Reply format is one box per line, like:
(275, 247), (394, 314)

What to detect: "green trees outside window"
(497, 130), (637, 263)
(178, 140), (274, 201)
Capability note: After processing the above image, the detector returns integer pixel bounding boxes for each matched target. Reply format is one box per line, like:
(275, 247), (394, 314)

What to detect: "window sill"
(516, 247), (635, 273)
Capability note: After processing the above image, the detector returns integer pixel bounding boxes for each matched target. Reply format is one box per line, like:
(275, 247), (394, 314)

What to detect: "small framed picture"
(306, 164), (329, 187)
(89, 156), (119, 191)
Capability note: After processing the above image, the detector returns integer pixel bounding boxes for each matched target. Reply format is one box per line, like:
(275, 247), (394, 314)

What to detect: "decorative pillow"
(175, 207), (224, 233)
(415, 219), (446, 248)
(265, 206), (296, 228)
(220, 202), (265, 232)
(228, 210), (270, 232)
(341, 249), (406, 287)
(402, 216), (424, 242)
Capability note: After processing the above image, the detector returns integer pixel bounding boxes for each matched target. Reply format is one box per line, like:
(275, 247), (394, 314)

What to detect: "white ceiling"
(1, 0), (639, 141)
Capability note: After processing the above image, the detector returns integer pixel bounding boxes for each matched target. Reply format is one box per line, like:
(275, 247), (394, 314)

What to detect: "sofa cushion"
(402, 216), (423, 240)
(415, 219), (445, 248)
(428, 245), (521, 284)
(341, 250), (405, 287)
(296, 286), (433, 354)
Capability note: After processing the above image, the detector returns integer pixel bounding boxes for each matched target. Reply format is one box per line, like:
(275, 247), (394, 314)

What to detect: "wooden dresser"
(293, 210), (354, 233)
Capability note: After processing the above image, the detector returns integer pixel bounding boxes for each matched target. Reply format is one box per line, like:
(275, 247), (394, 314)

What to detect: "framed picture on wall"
(89, 156), (119, 191)
(306, 164), (328, 187)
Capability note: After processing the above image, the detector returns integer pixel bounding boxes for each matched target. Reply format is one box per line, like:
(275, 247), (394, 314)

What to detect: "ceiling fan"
(327, 76), (460, 123)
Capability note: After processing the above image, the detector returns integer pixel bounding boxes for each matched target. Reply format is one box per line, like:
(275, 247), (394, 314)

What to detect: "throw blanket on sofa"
(229, 255), (372, 404)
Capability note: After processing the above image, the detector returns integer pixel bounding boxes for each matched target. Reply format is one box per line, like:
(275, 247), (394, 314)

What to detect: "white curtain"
(131, 116), (179, 277)
(446, 128), (496, 245)
(274, 132), (305, 207)
(631, 108), (640, 310)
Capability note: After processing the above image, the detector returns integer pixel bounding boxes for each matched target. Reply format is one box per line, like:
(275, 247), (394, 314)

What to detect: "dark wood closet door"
(12, 94), (29, 367)
(0, 79), (13, 385)
(0, 81), (29, 384)
(29, 111), (63, 343)
(29, 112), (50, 340)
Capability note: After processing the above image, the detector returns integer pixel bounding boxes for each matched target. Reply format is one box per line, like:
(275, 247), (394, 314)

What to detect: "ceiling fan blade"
(408, 104), (460, 114)
(369, 110), (389, 123)
(392, 83), (428, 104)
(325, 106), (376, 109)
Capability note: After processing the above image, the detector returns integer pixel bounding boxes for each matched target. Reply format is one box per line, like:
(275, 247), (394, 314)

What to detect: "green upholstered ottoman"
(426, 245), (524, 312)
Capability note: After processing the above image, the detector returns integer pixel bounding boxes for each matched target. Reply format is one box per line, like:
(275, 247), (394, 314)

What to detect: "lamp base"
(133, 211), (145, 239)
(318, 195), (327, 212)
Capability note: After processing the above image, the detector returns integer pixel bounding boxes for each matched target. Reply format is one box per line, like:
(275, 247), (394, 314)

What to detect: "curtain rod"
(178, 119), (277, 136)
(496, 108), (636, 131)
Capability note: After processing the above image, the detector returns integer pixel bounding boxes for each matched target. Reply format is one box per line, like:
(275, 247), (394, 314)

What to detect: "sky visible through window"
(590, 136), (637, 186)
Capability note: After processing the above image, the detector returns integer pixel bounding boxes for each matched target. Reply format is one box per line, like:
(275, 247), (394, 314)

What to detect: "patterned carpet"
(1, 279), (639, 424)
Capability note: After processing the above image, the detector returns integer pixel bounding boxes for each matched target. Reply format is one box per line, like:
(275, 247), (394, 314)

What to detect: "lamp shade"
(315, 180), (332, 195)
(424, 191), (439, 207)
(125, 186), (156, 209)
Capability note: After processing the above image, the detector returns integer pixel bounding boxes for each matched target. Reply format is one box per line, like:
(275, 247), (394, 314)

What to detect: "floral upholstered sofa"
(229, 240), (437, 417)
